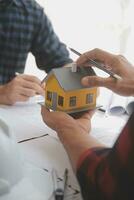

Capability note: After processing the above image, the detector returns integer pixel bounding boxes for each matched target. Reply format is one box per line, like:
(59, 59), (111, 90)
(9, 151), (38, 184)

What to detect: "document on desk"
(108, 94), (134, 116)
(0, 96), (127, 200)
(91, 111), (127, 147)
(0, 97), (58, 142)
(19, 136), (83, 200)
(0, 97), (83, 200)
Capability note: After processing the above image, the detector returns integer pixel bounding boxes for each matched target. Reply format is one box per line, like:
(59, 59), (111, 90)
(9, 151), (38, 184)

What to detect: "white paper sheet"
(0, 96), (128, 200)
(108, 94), (134, 115)
(0, 98), (83, 200)
(0, 98), (57, 142)
(19, 137), (82, 200)
(91, 111), (127, 147)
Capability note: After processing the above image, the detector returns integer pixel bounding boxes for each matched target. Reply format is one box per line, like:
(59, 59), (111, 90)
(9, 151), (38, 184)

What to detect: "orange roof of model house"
(44, 65), (97, 114)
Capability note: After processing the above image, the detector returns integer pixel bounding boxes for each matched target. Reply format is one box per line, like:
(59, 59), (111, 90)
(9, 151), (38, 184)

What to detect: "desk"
(0, 99), (127, 199)
(0, 101), (82, 200)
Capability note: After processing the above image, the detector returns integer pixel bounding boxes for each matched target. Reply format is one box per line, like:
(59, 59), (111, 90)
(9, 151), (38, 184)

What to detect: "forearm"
(77, 113), (134, 200)
(57, 128), (105, 171)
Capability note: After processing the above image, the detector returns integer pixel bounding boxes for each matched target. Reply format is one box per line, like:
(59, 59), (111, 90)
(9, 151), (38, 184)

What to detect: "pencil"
(15, 72), (20, 76)
(63, 168), (68, 192)
(41, 77), (46, 84)
(69, 47), (122, 80)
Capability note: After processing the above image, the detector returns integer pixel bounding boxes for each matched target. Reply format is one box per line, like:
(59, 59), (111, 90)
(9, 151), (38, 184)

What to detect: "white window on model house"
(86, 94), (93, 104)
(47, 91), (52, 101)
(70, 96), (76, 107)
(58, 96), (64, 106)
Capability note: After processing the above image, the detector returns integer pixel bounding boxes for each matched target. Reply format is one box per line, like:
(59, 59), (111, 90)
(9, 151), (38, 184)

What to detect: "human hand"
(41, 106), (104, 170)
(76, 48), (134, 96)
(2, 74), (44, 105)
(41, 106), (94, 139)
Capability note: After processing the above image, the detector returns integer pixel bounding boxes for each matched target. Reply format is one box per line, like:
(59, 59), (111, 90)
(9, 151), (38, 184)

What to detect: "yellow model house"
(44, 66), (97, 114)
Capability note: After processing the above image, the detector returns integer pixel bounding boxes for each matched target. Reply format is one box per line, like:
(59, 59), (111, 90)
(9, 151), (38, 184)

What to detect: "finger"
(76, 48), (114, 67)
(19, 95), (29, 101)
(84, 110), (95, 119)
(41, 105), (50, 118)
(41, 106), (60, 130)
(16, 95), (30, 102)
(71, 110), (94, 120)
(79, 112), (93, 121)
(20, 74), (41, 85)
(19, 87), (37, 97)
(41, 106), (52, 125)
(21, 80), (44, 96)
(81, 75), (116, 89)
(41, 82), (46, 90)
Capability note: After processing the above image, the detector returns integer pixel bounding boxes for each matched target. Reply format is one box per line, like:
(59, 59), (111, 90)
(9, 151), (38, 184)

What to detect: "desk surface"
(0, 100), (83, 200)
(0, 98), (127, 199)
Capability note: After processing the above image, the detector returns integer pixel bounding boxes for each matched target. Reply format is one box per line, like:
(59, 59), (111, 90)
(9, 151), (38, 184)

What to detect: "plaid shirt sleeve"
(30, 6), (72, 73)
(0, 0), (72, 84)
(76, 111), (134, 200)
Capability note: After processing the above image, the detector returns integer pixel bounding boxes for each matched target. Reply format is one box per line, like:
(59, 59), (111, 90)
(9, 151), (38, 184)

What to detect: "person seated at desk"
(41, 48), (134, 200)
(0, 0), (72, 105)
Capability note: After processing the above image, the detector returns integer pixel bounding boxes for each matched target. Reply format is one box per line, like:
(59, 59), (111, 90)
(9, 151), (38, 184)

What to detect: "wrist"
(56, 126), (105, 170)
(57, 128), (92, 170)
(57, 126), (88, 149)
(0, 84), (11, 105)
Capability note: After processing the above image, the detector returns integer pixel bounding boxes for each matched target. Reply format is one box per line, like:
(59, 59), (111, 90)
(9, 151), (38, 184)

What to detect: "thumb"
(81, 76), (115, 88)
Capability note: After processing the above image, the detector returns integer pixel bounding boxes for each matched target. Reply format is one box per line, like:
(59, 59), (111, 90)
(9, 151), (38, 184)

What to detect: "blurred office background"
(25, 0), (134, 106)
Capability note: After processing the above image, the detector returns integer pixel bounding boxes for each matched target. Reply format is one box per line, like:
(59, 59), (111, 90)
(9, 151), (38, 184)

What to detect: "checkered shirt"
(0, 0), (72, 84)
(77, 112), (134, 200)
